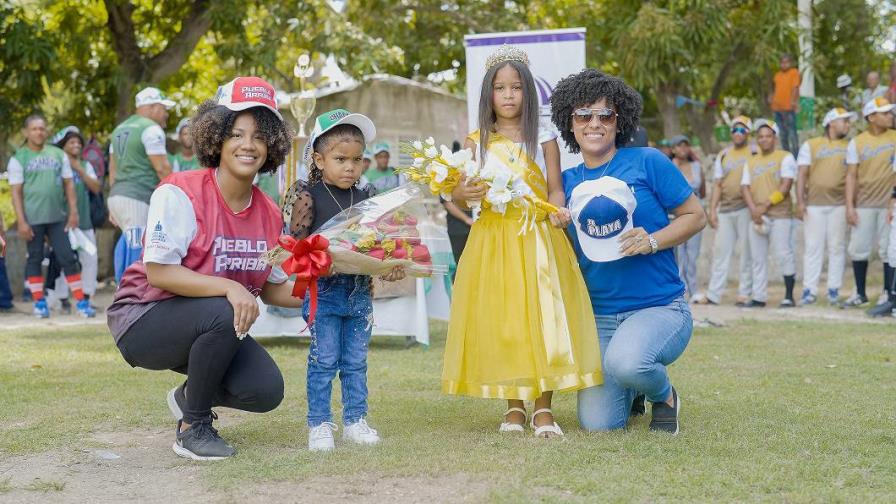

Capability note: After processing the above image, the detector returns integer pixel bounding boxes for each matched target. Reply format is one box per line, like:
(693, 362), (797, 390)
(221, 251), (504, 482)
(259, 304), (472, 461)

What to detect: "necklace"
(504, 143), (523, 164)
(582, 150), (617, 182)
(323, 182), (353, 212)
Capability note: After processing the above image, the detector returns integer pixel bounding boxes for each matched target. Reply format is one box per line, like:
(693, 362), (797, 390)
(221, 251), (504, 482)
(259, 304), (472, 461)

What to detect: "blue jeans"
(774, 111), (799, 157)
(303, 274), (373, 427)
(0, 257), (13, 309)
(577, 296), (692, 431)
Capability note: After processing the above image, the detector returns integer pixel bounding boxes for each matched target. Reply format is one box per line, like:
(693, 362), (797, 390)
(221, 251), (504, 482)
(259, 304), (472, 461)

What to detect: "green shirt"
(170, 152), (201, 172)
(70, 160), (97, 230)
(109, 115), (166, 203)
(255, 172), (280, 205)
(364, 166), (394, 183)
(8, 145), (70, 225)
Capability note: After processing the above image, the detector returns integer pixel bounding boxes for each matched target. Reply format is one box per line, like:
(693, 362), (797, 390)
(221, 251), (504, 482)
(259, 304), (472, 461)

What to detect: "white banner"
(464, 28), (586, 170)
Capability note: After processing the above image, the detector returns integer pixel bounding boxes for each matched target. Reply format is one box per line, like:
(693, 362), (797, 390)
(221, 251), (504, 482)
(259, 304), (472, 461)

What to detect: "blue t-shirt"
(563, 147), (693, 315)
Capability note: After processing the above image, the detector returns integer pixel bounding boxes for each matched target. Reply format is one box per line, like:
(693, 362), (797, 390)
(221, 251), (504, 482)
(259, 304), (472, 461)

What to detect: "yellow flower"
(381, 239), (397, 255)
(356, 232), (377, 251)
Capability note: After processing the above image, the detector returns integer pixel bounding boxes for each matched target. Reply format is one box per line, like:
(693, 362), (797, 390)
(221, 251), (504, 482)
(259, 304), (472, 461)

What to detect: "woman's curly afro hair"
(191, 100), (293, 174)
(550, 69), (643, 153)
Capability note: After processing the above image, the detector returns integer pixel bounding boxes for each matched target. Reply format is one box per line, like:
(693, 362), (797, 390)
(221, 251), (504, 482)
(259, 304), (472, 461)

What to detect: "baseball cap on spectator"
(862, 97), (895, 118)
(836, 74), (852, 89)
(822, 107), (856, 127)
(753, 118), (779, 135)
(372, 142), (390, 155)
(214, 76), (282, 120)
(135, 87), (176, 109)
(175, 118), (191, 136)
(51, 125), (83, 147)
(669, 134), (689, 146)
(731, 115), (752, 130)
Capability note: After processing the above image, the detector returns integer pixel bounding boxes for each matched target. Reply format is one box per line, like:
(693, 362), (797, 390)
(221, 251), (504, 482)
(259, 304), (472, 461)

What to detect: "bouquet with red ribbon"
(265, 185), (446, 324)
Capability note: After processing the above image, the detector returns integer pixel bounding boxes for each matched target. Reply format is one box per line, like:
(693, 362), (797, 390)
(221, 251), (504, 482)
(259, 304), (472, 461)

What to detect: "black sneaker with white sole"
(173, 419), (235, 460)
(649, 387), (680, 435)
(167, 382), (186, 420)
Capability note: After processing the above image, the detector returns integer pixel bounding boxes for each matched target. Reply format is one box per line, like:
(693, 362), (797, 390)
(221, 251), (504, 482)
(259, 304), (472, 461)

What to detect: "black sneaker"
(630, 394), (646, 417)
(173, 419), (235, 460)
(649, 387), (680, 435)
(59, 298), (72, 314)
(867, 300), (895, 318)
(167, 382), (187, 420)
(745, 300), (766, 308)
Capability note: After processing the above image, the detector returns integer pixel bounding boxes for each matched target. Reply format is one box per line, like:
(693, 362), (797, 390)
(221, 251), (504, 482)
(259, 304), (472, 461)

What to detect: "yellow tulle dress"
(441, 131), (602, 401)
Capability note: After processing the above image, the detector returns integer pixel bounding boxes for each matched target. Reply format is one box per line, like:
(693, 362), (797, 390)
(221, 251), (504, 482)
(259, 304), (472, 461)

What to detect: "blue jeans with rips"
(303, 274), (373, 427)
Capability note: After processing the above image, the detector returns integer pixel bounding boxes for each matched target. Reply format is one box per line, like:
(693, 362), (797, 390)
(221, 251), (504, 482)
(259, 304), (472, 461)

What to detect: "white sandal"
(530, 408), (564, 438)
(498, 407), (527, 433)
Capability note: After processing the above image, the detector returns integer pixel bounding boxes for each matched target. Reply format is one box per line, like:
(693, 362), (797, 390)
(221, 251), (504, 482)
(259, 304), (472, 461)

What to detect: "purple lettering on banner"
(464, 31), (584, 47)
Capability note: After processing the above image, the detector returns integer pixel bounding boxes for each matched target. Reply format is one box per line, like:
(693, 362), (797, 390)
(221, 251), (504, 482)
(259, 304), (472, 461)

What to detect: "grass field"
(1, 317), (895, 502)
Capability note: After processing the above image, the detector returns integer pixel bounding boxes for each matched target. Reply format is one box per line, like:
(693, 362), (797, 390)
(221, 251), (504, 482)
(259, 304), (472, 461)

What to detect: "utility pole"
(798, 0), (815, 131)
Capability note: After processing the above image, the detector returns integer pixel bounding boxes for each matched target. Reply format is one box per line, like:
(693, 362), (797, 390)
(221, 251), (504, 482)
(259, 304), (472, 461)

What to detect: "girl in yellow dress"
(443, 46), (602, 437)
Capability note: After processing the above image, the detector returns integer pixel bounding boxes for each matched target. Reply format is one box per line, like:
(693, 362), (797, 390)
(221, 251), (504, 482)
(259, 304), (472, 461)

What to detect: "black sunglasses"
(571, 107), (618, 126)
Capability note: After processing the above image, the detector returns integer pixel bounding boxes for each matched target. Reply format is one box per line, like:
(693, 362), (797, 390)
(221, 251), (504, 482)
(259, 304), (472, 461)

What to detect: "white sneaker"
(876, 291), (889, 306)
(343, 418), (380, 446)
(308, 422), (337, 452)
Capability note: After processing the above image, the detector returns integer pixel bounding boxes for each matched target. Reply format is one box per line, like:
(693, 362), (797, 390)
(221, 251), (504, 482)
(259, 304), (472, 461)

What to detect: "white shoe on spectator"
(308, 422), (337, 452)
(343, 418), (380, 446)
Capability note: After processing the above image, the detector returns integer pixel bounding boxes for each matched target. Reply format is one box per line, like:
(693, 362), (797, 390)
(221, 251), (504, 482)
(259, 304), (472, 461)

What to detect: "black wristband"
(892, 187), (896, 199)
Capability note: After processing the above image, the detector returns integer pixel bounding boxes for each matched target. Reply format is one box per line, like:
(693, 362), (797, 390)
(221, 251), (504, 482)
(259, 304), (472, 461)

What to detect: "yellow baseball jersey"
(741, 149), (796, 218)
(797, 137), (848, 206)
(846, 130), (896, 208)
(713, 145), (754, 212)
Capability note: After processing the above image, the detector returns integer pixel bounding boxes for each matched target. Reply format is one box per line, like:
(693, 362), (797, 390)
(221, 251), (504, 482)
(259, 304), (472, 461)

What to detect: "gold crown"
(485, 45), (530, 70)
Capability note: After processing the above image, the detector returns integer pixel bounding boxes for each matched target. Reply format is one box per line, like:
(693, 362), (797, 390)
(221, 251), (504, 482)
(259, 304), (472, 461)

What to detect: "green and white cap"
(303, 108), (376, 165)
(372, 141), (390, 155)
(363, 148), (374, 161)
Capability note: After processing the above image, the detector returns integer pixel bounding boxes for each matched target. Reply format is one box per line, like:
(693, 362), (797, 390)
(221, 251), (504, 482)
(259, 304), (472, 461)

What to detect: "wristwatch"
(648, 234), (659, 254)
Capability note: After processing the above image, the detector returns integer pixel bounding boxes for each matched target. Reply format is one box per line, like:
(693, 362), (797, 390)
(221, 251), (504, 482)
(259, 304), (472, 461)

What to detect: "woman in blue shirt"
(550, 69), (706, 434)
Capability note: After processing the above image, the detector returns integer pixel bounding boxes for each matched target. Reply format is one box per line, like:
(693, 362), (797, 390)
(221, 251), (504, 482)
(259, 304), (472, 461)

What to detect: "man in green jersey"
(169, 118), (200, 172)
(8, 114), (94, 318)
(364, 141), (401, 195)
(108, 87), (174, 280)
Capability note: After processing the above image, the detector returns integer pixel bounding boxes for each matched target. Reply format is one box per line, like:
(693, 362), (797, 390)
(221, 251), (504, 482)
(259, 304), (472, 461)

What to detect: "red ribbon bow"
(278, 234), (332, 326)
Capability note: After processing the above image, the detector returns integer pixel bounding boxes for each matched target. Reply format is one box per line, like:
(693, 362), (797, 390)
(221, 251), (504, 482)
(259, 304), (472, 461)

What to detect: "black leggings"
(117, 296), (284, 423)
(25, 222), (79, 278)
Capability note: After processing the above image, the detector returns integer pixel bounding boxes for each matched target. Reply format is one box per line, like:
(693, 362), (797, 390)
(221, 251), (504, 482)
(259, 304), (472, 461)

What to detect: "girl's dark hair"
(478, 60), (539, 162)
(550, 69), (643, 153)
(55, 131), (84, 150)
(191, 100), (293, 174)
(307, 123), (365, 186)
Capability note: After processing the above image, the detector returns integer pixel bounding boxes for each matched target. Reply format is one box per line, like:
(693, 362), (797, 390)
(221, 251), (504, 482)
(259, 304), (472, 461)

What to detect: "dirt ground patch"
(0, 428), (491, 503)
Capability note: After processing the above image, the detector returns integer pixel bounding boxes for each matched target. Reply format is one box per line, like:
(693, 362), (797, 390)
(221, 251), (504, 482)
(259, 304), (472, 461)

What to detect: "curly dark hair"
(307, 123), (366, 186)
(191, 100), (293, 174)
(550, 69), (643, 153)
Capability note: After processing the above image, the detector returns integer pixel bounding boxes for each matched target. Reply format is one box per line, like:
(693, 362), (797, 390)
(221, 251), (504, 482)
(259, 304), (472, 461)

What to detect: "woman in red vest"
(107, 77), (296, 461)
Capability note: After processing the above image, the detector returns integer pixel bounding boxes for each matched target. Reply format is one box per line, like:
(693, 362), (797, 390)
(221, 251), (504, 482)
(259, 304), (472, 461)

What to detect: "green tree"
(0, 4), (58, 158)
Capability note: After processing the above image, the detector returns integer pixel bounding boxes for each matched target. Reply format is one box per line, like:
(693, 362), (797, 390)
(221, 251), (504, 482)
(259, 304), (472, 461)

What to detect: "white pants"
(108, 195), (150, 247)
(676, 230), (702, 298)
(802, 206), (847, 294)
(748, 217), (796, 302)
(848, 207), (889, 263)
(706, 208), (752, 303)
(48, 229), (97, 299)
